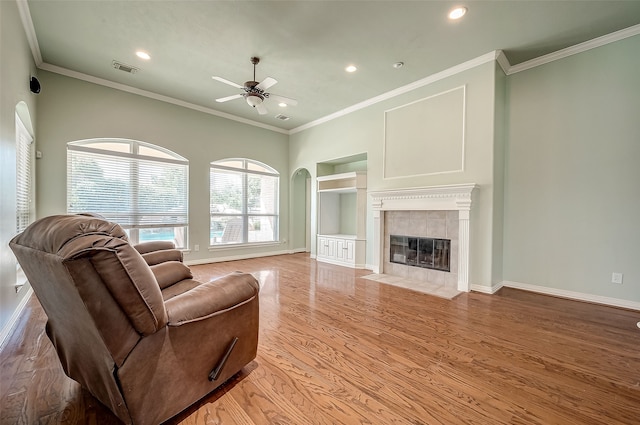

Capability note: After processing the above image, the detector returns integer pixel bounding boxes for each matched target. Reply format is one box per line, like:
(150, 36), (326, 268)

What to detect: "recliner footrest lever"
(208, 336), (239, 381)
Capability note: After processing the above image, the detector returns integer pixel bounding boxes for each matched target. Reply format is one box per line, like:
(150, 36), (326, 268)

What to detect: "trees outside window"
(210, 159), (279, 246)
(67, 139), (188, 248)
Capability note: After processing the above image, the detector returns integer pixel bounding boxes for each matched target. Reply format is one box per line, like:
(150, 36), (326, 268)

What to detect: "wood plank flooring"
(1, 253), (639, 424)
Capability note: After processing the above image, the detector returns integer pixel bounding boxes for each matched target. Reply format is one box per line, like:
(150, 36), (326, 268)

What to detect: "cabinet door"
(336, 239), (355, 262)
(336, 239), (354, 262)
(336, 239), (346, 260)
(344, 239), (355, 261)
(318, 236), (328, 257)
(327, 238), (336, 258)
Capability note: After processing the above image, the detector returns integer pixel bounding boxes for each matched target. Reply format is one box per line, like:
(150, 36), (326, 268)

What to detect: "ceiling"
(24, 1), (640, 132)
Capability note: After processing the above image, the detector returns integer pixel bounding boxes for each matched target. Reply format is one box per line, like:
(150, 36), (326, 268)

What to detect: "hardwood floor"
(1, 253), (639, 424)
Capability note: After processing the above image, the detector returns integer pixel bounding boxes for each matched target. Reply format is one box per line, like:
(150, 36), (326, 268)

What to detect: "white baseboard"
(502, 280), (640, 311)
(0, 287), (33, 351)
(471, 281), (503, 294)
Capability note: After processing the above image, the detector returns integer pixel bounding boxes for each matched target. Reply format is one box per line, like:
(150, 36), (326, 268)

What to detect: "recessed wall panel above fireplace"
(383, 86), (466, 179)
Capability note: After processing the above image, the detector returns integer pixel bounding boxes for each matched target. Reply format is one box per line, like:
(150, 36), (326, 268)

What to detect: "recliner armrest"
(134, 241), (183, 266)
(140, 249), (183, 266)
(150, 261), (193, 289)
(164, 272), (259, 326)
(134, 241), (176, 255)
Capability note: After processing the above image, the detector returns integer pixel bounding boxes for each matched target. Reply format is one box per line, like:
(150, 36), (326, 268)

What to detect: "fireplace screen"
(390, 235), (451, 272)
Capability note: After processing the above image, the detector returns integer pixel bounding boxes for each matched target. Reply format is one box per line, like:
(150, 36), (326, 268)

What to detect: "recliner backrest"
(10, 215), (168, 361)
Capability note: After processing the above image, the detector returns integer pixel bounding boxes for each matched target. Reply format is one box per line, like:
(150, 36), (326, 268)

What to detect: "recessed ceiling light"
(136, 51), (151, 60)
(392, 62), (404, 69)
(278, 102), (287, 107)
(448, 6), (467, 20)
(345, 65), (357, 73)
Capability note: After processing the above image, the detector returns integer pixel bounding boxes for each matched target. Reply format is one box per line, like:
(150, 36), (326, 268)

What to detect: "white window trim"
(67, 138), (189, 247)
(210, 158), (280, 247)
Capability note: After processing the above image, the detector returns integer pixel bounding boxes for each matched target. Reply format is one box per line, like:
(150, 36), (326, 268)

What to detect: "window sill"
(208, 241), (282, 251)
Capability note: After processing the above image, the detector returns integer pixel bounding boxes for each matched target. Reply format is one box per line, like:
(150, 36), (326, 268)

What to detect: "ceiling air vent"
(274, 114), (290, 121)
(112, 60), (139, 74)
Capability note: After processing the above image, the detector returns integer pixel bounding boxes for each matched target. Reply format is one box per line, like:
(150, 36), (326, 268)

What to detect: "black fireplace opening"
(390, 235), (451, 272)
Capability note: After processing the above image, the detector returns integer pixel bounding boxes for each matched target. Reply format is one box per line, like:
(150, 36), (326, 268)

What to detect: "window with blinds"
(16, 115), (34, 235)
(15, 113), (34, 290)
(210, 159), (279, 246)
(67, 139), (188, 248)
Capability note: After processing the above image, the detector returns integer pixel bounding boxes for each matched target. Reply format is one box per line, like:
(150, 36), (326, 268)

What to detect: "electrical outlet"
(194, 244), (199, 252)
(611, 272), (623, 284)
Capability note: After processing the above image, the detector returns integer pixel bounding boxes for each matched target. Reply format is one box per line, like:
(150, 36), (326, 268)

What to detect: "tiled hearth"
(370, 184), (477, 293)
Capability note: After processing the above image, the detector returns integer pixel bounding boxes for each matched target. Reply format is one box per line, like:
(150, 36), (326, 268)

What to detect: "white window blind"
(16, 114), (34, 234)
(15, 113), (34, 291)
(210, 159), (279, 246)
(67, 139), (189, 247)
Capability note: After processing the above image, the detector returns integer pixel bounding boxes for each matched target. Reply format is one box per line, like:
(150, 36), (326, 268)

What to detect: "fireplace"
(370, 184), (477, 292)
(390, 235), (451, 272)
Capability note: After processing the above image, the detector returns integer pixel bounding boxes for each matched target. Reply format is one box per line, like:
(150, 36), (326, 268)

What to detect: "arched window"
(210, 158), (279, 246)
(67, 139), (188, 248)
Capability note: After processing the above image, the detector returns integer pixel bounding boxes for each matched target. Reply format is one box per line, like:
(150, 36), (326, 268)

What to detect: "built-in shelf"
(316, 172), (367, 268)
(317, 171), (366, 192)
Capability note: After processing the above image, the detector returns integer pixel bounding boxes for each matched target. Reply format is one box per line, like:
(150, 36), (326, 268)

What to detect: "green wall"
(35, 71), (290, 264)
(503, 35), (640, 303)
(0, 0), (39, 337)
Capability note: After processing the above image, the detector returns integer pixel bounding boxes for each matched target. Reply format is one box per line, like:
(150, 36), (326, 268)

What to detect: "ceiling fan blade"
(255, 103), (268, 115)
(256, 77), (277, 91)
(268, 94), (298, 106)
(216, 94), (243, 103)
(212, 76), (243, 89)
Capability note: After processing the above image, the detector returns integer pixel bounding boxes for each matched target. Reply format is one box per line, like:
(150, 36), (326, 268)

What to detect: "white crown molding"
(16, 0), (42, 66)
(503, 280), (640, 311)
(38, 63), (289, 135)
(291, 23), (640, 131)
(17, 0), (287, 134)
(290, 51), (501, 134)
(495, 50), (511, 75)
(507, 23), (640, 75)
(18, 0), (640, 136)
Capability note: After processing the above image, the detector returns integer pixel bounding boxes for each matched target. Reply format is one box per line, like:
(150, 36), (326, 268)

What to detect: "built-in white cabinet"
(316, 172), (366, 268)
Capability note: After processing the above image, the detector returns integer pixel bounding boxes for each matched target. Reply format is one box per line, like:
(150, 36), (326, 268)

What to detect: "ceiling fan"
(212, 57), (298, 115)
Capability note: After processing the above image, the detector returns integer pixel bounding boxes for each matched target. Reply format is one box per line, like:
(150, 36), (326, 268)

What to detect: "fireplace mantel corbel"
(369, 184), (477, 292)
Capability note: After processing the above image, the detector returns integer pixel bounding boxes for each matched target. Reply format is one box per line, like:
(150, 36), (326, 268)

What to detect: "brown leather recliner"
(10, 214), (260, 425)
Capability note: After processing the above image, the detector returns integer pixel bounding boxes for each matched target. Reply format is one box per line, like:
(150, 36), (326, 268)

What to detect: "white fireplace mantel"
(369, 184), (477, 292)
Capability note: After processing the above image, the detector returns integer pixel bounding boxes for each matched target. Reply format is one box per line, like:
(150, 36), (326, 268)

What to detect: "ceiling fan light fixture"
(246, 94), (264, 107)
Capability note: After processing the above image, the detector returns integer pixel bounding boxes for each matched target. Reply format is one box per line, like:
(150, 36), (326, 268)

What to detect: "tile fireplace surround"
(370, 184), (477, 292)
